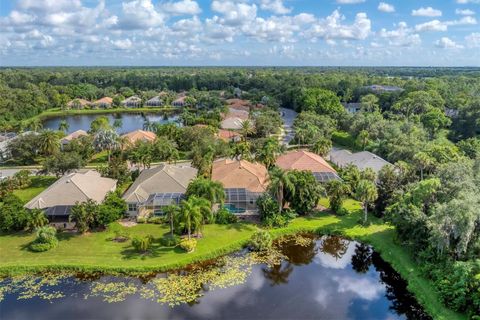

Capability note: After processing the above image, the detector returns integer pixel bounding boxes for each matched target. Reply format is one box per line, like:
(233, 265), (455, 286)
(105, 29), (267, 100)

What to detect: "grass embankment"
(0, 199), (464, 320)
(12, 176), (56, 203)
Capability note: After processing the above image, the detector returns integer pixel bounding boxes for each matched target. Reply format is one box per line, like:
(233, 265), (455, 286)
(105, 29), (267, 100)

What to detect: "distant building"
(93, 97), (113, 108)
(172, 96), (187, 107)
(61, 130), (88, 146)
(342, 102), (362, 114)
(364, 85), (404, 93)
(217, 129), (242, 142)
(145, 96), (163, 107)
(67, 99), (91, 109)
(329, 150), (391, 174)
(220, 117), (245, 130)
(276, 150), (340, 183)
(121, 130), (157, 146)
(121, 96), (142, 108)
(123, 164), (197, 217)
(24, 170), (117, 223)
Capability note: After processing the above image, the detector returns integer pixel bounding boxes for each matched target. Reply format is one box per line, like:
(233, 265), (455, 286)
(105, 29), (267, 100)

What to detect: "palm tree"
(163, 205), (180, 237)
(311, 137), (332, 157)
(38, 130), (60, 156)
(268, 167), (295, 213)
(356, 130), (370, 150)
(58, 120), (69, 133)
(29, 118), (43, 132)
(355, 179), (378, 225)
(113, 119), (123, 130)
(413, 152), (434, 180)
(179, 196), (209, 239)
(26, 209), (49, 231)
(256, 138), (282, 169)
(93, 129), (120, 162)
(186, 177), (225, 207)
(325, 180), (351, 213)
(240, 119), (255, 141)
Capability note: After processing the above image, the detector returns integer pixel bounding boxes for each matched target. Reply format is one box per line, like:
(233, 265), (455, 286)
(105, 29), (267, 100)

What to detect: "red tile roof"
(276, 150), (336, 173)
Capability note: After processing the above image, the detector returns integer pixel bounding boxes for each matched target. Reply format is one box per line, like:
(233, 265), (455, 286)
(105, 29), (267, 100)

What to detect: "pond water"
(0, 235), (430, 320)
(42, 112), (179, 134)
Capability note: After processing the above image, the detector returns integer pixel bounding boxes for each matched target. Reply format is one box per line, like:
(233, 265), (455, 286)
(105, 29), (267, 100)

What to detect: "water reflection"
(0, 235), (430, 320)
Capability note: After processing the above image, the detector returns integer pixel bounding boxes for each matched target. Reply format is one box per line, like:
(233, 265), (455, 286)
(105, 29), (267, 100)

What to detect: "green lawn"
(0, 199), (464, 320)
(12, 176), (57, 203)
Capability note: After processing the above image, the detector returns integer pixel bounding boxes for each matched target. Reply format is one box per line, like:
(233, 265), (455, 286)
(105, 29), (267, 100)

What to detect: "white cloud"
(447, 16), (477, 26)
(456, 0), (480, 3)
(412, 7), (442, 17)
(378, 2), (395, 13)
(259, 0), (291, 14)
(336, 0), (365, 3)
(333, 276), (385, 301)
(112, 38), (133, 49)
(163, 0), (201, 15)
(211, 1), (257, 26)
(415, 20), (447, 32)
(17, 0), (82, 14)
(379, 22), (421, 47)
(455, 9), (475, 15)
(307, 10), (371, 41)
(465, 32), (480, 47)
(435, 37), (464, 49)
(120, 0), (166, 29)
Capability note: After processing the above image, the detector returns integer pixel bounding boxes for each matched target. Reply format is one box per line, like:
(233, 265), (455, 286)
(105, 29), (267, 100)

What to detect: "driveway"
(279, 107), (298, 145)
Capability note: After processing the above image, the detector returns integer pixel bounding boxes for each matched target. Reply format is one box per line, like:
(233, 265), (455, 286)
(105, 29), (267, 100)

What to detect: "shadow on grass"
(225, 222), (256, 232)
(120, 242), (183, 261)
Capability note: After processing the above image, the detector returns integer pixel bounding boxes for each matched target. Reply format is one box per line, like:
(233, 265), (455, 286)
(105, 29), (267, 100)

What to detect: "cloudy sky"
(1, 0), (479, 66)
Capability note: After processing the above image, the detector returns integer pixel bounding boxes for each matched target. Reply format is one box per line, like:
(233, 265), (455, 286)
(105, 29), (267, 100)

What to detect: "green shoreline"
(0, 211), (465, 320)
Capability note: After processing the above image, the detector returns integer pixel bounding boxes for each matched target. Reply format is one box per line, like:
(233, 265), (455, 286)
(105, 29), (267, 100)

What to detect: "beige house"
(24, 170), (117, 222)
(329, 150), (391, 175)
(172, 96), (187, 107)
(123, 164), (198, 217)
(145, 96), (163, 107)
(211, 159), (269, 215)
(121, 130), (157, 146)
(122, 96), (142, 108)
(60, 130), (88, 147)
(67, 99), (91, 109)
(276, 150), (340, 182)
(93, 97), (113, 108)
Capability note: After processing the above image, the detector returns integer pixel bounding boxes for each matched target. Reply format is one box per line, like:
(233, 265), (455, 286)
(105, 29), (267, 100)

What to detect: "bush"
(336, 206), (350, 216)
(29, 226), (58, 252)
(249, 230), (272, 251)
(179, 238), (197, 253)
(263, 214), (288, 228)
(159, 234), (181, 247)
(131, 235), (153, 252)
(215, 208), (238, 224)
(136, 217), (146, 224)
(112, 229), (130, 242)
(147, 216), (163, 224)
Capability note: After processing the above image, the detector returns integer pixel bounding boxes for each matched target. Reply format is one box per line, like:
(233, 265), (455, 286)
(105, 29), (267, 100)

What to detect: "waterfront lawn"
(13, 176), (56, 203)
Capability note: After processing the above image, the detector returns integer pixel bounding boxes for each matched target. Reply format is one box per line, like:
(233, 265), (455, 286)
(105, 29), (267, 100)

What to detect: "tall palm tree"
(413, 151), (434, 180)
(179, 196), (208, 239)
(268, 167), (295, 213)
(256, 138), (282, 169)
(240, 119), (255, 141)
(311, 137), (332, 157)
(93, 129), (120, 162)
(38, 130), (60, 156)
(355, 179), (378, 225)
(163, 205), (180, 237)
(29, 118), (43, 132)
(186, 177), (225, 207)
(58, 120), (69, 133)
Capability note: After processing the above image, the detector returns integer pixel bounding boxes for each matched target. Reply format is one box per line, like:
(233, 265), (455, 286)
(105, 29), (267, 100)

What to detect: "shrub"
(159, 234), (181, 247)
(263, 214), (288, 228)
(215, 208), (238, 224)
(179, 238), (197, 253)
(136, 217), (146, 224)
(249, 230), (272, 251)
(112, 230), (130, 242)
(336, 207), (350, 216)
(131, 235), (153, 253)
(147, 216), (163, 224)
(29, 226), (58, 252)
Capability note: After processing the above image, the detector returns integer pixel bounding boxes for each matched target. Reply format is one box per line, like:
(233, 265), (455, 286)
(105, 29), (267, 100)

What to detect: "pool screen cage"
(224, 188), (262, 211)
(140, 192), (185, 215)
(312, 172), (341, 183)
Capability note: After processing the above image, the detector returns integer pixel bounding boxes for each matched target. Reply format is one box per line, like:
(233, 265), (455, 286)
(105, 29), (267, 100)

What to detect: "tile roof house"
(67, 99), (91, 109)
(123, 164), (198, 216)
(342, 102), (362, 114)
(60, 130), (88, 146)
(93, 97), (113, 108)
(121, 130), (157, 146)
(212, 159), (269, 215)
(24, 170), (117, 219)
(226, 99), (251, 112)
(217, 129), (242, 142)
(121, 96), (142, 108)
(220, 117), (245, 130)
(276, 150), (340, 182)
(329, 150), (391, 174)
(145, 95), (163, 107)
(172, 96), (187, 107)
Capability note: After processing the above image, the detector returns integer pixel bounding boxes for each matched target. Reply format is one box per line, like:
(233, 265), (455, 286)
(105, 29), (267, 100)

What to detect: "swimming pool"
(223, 203), (246, 214)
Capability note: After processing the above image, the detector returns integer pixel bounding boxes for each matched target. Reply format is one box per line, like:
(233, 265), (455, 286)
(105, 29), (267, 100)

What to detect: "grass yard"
(0, 198), (465, 320)
(12, 176), (57, 203)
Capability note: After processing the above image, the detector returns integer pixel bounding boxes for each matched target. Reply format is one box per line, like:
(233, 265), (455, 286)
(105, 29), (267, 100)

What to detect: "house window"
(128, 203), (137, 212)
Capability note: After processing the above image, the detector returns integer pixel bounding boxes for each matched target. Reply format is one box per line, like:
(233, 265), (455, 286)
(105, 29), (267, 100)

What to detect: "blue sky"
(0, 0), (479, 66)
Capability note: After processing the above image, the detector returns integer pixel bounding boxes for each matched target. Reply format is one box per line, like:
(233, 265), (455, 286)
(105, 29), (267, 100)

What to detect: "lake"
(42, 112), (179, 134)
(0, 235), (430, 320)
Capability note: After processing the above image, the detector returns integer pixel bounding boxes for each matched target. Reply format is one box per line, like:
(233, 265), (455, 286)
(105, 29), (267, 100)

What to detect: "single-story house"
(121, 130), (157, 146)
(24, 170), (117, 224)
(172, 96), (187, 107)
(67, 99), (91, 109)
(220, 117), (245, 130)
(226, 99), (251, 111)
(276, 150), (340, 182)
(342, 102), (361, 114)
(145, 96), (163, 107)
(61, 130), (88, 147)
(212, 159), (269, 215)
(122, 164), (198, 217)
(93, 97), (113, 108)
(329, 150), (391, 174)
(122, 96), (142, 108)
(217, 129), (242, 142)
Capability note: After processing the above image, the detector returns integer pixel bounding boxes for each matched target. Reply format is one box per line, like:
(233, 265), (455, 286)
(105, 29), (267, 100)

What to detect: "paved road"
(279, 107), (298, 145)
(0, 168), (38, 179)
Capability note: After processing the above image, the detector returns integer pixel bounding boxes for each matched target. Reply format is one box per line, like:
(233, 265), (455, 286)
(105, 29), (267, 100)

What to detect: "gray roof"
(220, 117), (244, 130)
(25, 170), (117, 210)
(123, 164), (198, 203)
(329, 150), (391, 173)
(146, 96), (163, 104)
